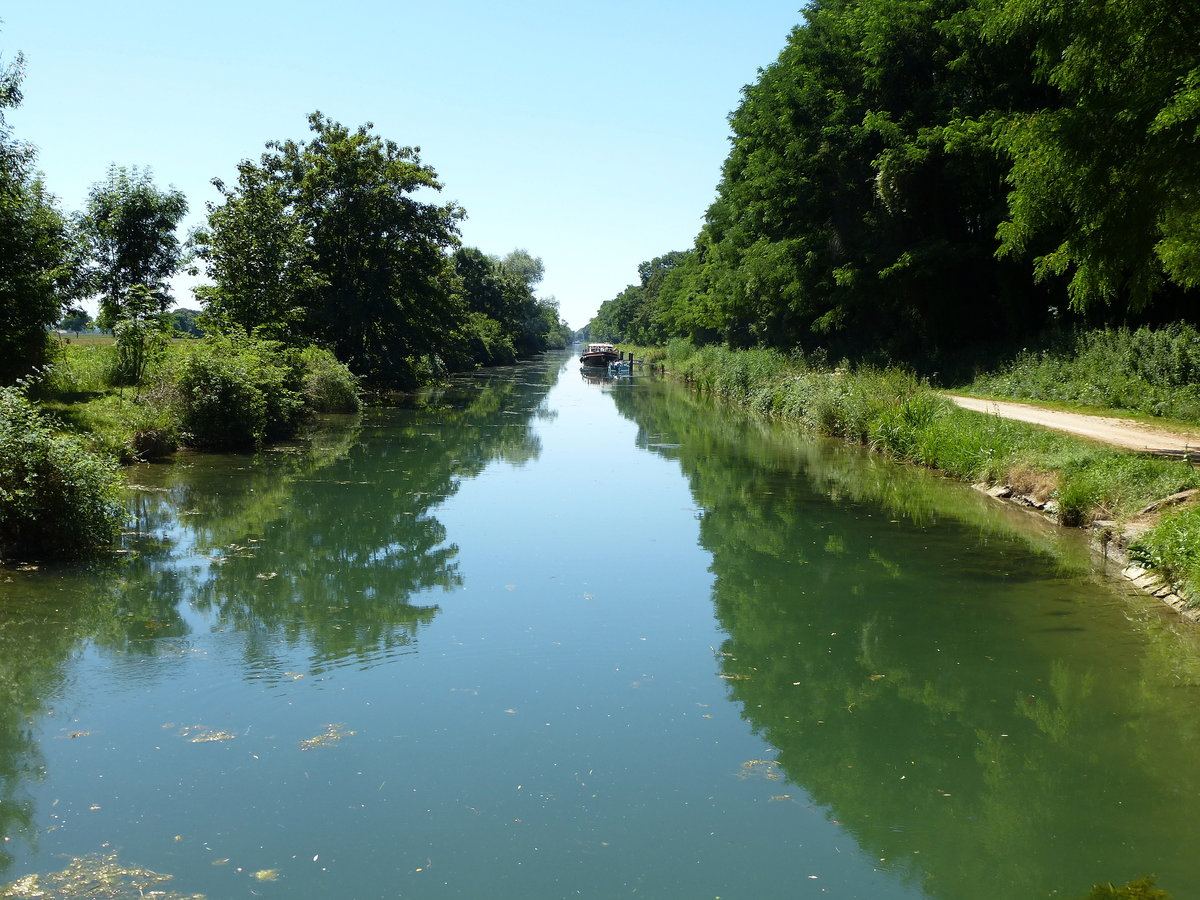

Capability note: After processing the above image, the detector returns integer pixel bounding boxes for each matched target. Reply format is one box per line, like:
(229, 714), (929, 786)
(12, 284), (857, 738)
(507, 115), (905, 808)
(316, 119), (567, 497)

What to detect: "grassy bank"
(646, 339), (1200, 602)
(0, 332), (362, 560)
(36, 333), (361, 461)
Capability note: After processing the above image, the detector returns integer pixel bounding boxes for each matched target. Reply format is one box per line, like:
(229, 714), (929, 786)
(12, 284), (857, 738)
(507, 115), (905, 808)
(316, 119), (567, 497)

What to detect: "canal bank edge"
(973, 482), (1200, 622)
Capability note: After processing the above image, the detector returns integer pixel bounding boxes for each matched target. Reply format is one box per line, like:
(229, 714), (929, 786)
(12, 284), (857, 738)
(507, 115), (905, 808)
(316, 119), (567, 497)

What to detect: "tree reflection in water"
(0, 358), (556, 878)
(611, 378), (1200, 900)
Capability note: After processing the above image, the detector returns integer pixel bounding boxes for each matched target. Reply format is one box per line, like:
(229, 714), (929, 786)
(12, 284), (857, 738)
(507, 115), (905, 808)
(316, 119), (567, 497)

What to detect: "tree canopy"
(197, 112), (466, 384)
(0, 45), (82, 383)
(79, 164), (188, 329)
(588, 0), (1200, 371)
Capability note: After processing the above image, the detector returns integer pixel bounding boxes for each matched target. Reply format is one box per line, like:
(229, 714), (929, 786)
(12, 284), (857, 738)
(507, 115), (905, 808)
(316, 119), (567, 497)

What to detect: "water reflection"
(0, 360), (556, 878)
(611, 379), (1200, 899)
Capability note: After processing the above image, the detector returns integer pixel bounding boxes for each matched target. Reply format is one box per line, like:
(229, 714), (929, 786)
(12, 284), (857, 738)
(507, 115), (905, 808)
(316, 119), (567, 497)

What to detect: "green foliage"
(111, 284), (171, 387)
(671, 0), (1052, 360)
(167, 307), (203, 337)
(1131, 506), (1200, 602)
(40, 341), (113, 398)
(78, 165), (188, 329)
(1053, 454), (1197, 529)
(196, 112), (464, 384)
(588, 0), (1200, 366)
(988, 0), (1200, 310)
(0, 46), (84, 384)
(590, 251), (692, 344)
(496, 247), (544, 289)
(0, 384), (124, 558)
(58, 307), (91, 333)
(297, 345), (361, 413)
(170, 332), (306, 449)
(970, 323), (1200, 421)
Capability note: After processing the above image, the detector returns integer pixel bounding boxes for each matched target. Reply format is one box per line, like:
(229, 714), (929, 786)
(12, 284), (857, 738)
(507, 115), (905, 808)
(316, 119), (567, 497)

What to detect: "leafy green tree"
(57, 307), (91, 334)
(79, 164), (188, 329)
(168, 307), (203, 336)
(111, 284), (170, 387)
(197, 112), (465, 385)
(496, 247), (544, 290)
(193, 159), (319, 344)
(988, 0), (1200, 312)
(617, 0), (1069, 369)
(699, 0), (1051, 358)
(589, 250), (692, 344)
(455, 247), (527, 327)
(0, 46), (84, 384)
(452, 246), (566, 358)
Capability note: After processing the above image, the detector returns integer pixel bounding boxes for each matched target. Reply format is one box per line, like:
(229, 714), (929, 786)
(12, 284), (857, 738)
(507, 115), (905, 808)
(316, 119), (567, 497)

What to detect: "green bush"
(170, 332), (305, 449)
(298, 346), (362, 413)
(0, 385), (125, 559)
(443, 313), (517, 371)
(1130, 505), (1200, 600)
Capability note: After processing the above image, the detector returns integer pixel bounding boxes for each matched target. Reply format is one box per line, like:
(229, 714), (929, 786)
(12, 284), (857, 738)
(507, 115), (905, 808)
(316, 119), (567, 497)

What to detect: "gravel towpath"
(945, 395), (1200, 458)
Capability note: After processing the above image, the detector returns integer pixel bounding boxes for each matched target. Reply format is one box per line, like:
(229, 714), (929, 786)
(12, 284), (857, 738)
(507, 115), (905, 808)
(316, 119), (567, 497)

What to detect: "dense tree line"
(187, 115), (569, 385)
(587, 0), (1200, 371)
(0, 42), (569, 389)
(0, 50), (83, 383)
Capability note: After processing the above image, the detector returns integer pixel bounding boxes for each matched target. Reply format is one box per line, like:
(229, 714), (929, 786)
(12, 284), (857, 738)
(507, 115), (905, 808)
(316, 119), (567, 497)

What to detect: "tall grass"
(969, 323), (1200, 421)
(36, 333), (362, 459)
(663, 341), (1200, 560)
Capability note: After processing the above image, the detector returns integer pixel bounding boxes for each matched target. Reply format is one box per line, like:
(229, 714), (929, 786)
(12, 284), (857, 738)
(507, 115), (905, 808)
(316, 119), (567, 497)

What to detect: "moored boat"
(580, 342), (621, 367)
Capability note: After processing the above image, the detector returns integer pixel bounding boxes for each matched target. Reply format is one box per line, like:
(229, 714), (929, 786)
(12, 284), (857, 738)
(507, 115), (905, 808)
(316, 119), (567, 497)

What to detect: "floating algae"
(176, 725), (236, 743)
(736, 759), (783, 781)
(299, 723), (356, 750)
(1, 852), (204, 899)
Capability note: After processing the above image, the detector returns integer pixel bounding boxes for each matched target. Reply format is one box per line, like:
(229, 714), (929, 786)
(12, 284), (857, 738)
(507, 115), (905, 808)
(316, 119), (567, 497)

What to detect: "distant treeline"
(1, 44), (571, 388)
(584, 0), (1200, 373)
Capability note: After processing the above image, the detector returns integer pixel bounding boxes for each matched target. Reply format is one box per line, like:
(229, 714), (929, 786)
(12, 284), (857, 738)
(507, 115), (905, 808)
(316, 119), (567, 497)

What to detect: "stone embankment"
(948, 395), (1200, 618)
(972, 464), (1200, 621)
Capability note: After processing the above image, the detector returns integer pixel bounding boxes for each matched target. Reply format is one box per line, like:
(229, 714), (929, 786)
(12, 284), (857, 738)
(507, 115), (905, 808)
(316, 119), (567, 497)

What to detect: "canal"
(3, 350), (1200, 898)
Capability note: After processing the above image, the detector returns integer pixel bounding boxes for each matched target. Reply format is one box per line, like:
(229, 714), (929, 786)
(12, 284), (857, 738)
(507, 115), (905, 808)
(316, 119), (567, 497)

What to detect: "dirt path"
(945, 395), (1200, 458)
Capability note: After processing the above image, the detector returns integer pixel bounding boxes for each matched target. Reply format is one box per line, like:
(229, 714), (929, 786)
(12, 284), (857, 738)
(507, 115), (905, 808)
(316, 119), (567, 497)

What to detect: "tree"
(197, 112), (465, 384)
(988, 0), (1200, 312)
(647, 0), (1055, 365)
(79, 164), (188, 329)
(58, 307), (90, 333)
(496, 248), (544, 290)
(168, 307), (203, 336)
(0, 44), (84, 383)
(588, 251), (691, 344)
(455, 246), (527, 327)
(111, 284), (170, 387)
(193, 159), (318, 344)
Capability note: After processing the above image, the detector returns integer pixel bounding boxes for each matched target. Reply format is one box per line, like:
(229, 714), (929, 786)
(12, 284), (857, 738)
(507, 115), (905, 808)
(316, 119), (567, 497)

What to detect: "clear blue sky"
(4, 1), (801, 330)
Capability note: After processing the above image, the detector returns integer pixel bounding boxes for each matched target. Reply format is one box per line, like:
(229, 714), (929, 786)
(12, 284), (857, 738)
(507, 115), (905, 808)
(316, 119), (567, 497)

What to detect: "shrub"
(298, 346), (361, 413)
(170, 332), (305, 449)
(1130, 505), (1200, 600)
(0, 385), (125, 559)
(442, 313), (517, 371)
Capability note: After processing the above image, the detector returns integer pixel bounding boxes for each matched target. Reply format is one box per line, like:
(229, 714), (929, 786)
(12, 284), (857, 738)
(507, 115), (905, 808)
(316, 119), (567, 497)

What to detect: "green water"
(3, 352), (1200, 899)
